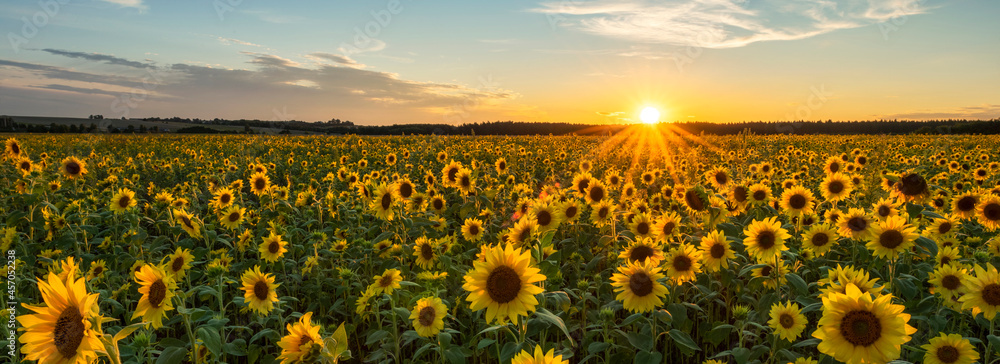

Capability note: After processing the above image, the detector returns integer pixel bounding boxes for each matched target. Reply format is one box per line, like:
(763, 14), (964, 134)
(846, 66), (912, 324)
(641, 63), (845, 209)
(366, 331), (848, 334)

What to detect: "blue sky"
(0, 0), (997, 124)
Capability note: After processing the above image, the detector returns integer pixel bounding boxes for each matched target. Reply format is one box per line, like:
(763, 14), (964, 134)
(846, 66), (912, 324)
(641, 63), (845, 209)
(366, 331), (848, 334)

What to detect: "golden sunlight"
(639, 107), (660, 124)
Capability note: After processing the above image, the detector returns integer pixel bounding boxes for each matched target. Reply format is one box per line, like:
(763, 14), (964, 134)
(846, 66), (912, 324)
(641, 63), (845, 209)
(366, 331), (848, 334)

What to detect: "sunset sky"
(0, 0), (997, 125)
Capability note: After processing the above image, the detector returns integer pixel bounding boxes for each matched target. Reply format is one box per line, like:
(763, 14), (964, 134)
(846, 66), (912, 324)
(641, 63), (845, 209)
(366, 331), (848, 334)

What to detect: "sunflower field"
(2, 132), (1000, 364)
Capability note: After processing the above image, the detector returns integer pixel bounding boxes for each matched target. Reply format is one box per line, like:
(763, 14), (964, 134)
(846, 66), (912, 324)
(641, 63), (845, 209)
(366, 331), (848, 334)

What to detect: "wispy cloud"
(99, 0), (147, 11)
(876, 104), (1000, 120)
(217, 37), (262, 48)
(531, 0), (930, 48)
(40, 49), (155, 69)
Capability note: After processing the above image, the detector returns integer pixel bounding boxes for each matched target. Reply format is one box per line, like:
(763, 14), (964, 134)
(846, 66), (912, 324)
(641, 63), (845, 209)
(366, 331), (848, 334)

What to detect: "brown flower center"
(629, 245), (655, 263)
(878, 230), (904, 249)
(486, 265), (522, 304)
(447, 167), (458, 183)
(118, 195), (131, 208)
(398, 183), (412, 198)
(254, 280), (269, 300)
(936, 345), (959, 364)
(779, 313), (795, 329)
(93, 266), (103, 275)
(710, 243), (726, 259)
(254, 178), (266, 190)
(756, 231), (776, 250)
(957, 196), (977, 212)
(714, 172), (728, 185)
(380, 192), (392, 210)
(268, 240), (280, 254)
(636, 222), (650, 236)
(753, 190), (766, 201)
(589, 186), (605, 202)
(598, 206), (610, 219)
(982, 284), (1000, 305)
(938, 222), (952, 234)
(433, 199), (444, 210)
(828, 181), (844, 194)
(839, 310), (881, 346)
(672, 255), (692, 272)
(148, 280), (167, 308)
(877, 205), (890, 217)
(685, 190), (705, 211)
(847, 217), (867, 232)
(733, 186), (748, 202)
(418, 306), (437, 327)
(811, 233), (829, 247)
(220, 194), (231, 204)
(469, 224), (480, 236)
(898, 173), (927, 196)
(984, 203), (1000, 221)
(788, 194), (807, 209)
(628, 271), (653, 297)
(172, 257), (185, 272)
(420, 243), (434, 260)
(54, 306), (85, 359)
(941, 274), (961, 290)
(565, 206), (578, 219)
(536, 210), (552, 227)
(65, 161), (81, 175)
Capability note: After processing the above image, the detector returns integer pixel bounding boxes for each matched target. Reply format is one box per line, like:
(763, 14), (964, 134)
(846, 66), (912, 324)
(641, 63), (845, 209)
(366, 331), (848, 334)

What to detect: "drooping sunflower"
(173, 209), (202, 238)
(813, 284), (916, 364)
(836, 208), (873, 240)
(109, 188), (137, 214)
(665, 244), (702, 284)
(277, 312), (324, 364)
(743, 217), (791, 262)
(628, 212), (655, 240)
(619, 238), (665, 266)
(928, 264), (968, 299)
(820, 173), (853, 202)
(133, 264), (177, 329)
(768, 301), (807, 342)
(259, 231), (288, 263)
(372, 268), (403, 296)
(249, 172), (271, 196)
(410, 297), (447, 338)
(865, 215), (919, 260)
(653, 212), (682, 243)
(801, 223), (837, 257)
(960, 263), (1000, 320)
(699, 230), (735, 272)
(682, 186), (710, 215)
(920, 333), (979, 364)
(164, 247), (194, 279)
(461, 218), (485, 242)
(17, 271), (103, 364)
(977, 195), (1000, 231)
(936, 246), (961, 267)
(61, 156), (87, 179)
(510, 345), (570, 364)
(780, 185), (815, 217)
(413, 237), (438, 269)
(462, 244), (546, 324)
(610, 260), (669, 313)
(241, 265), (280, 314)
(891, 171), (930, 203)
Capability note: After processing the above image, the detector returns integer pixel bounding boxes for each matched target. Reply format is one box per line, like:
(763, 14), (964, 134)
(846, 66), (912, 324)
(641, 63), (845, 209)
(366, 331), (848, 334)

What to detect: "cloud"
(531, 0), (930, 48)
(41, 49), (155, 69)
(306, 52), (362, 67)
(875, 104), (1000, 120)
(217, 37), (262, 48)
(0, 51), (524, 123)
(99, 0), (147, 10)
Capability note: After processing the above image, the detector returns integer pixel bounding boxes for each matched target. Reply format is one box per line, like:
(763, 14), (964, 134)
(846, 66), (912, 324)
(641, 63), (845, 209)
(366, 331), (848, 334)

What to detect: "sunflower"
(619, 238), (665, 266)
(780, 185), (815, 217)
(133, 264), (177, 329)
(813, 284), (916, 364)
(865, 215), (918, 260)
(241, 265), (280, 314)
(249, 172), (270, 196)
(15, 156), (33, 176)
(699, 230), (735, 272)
(705, 167), (731, 191)
(461, 218), (485, 242)
(610, 260), (669, 313)
(86, 260), (106, 281)
(277, 312), (324, 364)
(59, 156), (87, 179)
(836, 208), (873, 240)
(891, 171), (930, 203)
(748, 183), (772, 205)
(511, 345), (569, 364)
(628, 212), (654, 240)
(743, 217), (790, 262)
(211, 187), (236, 210)
(870, 198), (899, 221)
(413, 237), (438, 269)
(936, 246), (960, 267)
(768, 301), (807, 342)
(429, 195), (447, 214)
(682, 187), (709, 215)
(823, 156), (843, 174)
(441, 160), (463, 187)
(621, 182), (637, 201)
(495, 158), (508, 174)
(818, 265), (884, 300)
(462, 244), (546, 324)
(530, 201), (562, 232)
(927, 214), (960, 239)
(372, 268), (403, 296)
(259, 231), (288, 263)
(665, 244), (703, 284)
(928, 264), (968, 299)
(977, 195), (1000, 231)
(410, 297), (447, 337)
(164, 247), (194, 279)
(173, 209), (202, 238)
(590, 200), (615, 227)
(506, 218), (537, 247)
(921, 333), (979, 364)
(4, 138), (22, 159)
(584, 179), (607, 205)
(653, 212), (682, 243)
(17, 271), (103, 364)
(753, 260), (789, 290)
(819, 173), (852, 202)
(572, 172), (593, 198)
(960, 263), (1000, 320)
(109, 188), (137, 214)
(802, 223), (837, 257)
(557, 199), (582, 223)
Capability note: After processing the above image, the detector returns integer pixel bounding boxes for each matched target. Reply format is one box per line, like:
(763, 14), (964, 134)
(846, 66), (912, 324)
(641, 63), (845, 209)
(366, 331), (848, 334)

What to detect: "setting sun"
(640, 107), (660, 124)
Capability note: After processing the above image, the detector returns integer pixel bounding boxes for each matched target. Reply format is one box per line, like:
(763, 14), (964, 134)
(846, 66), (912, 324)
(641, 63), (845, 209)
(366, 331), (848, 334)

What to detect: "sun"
(639, 107), (660, 124)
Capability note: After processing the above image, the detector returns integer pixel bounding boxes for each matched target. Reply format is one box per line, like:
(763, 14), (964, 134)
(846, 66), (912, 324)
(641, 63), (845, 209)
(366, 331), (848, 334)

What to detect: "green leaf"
(623, 330), (653, 352)
(196, 327), (222, 359)
(731, 347), (751, 364)
(705, 324), (734, 346)
(669, 329), (701, 354)
(915, 236), (938, 256)
(785, 273), (808, 295)
(535, 308), (575, 346)
(588, 342), (611, 354)
(155, 347), (188, 364)
(444, 347), (469, 364)
(477, 339), (496, 350)
(634, 351), (662, 364)
(988, 335), (1000, 353)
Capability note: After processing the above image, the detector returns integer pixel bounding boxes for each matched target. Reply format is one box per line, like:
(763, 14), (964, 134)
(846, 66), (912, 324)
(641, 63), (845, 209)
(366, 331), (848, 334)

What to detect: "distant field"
(5, 116), (312, 134)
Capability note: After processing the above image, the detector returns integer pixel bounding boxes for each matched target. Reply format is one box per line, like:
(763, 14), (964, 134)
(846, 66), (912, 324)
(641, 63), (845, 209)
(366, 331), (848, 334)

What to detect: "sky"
(0, 0), (997, 125)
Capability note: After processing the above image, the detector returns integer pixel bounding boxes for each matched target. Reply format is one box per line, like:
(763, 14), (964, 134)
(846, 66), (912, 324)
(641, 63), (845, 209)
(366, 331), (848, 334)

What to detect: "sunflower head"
(610, 260), (669, 313)
(462, 244), (546, 324)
